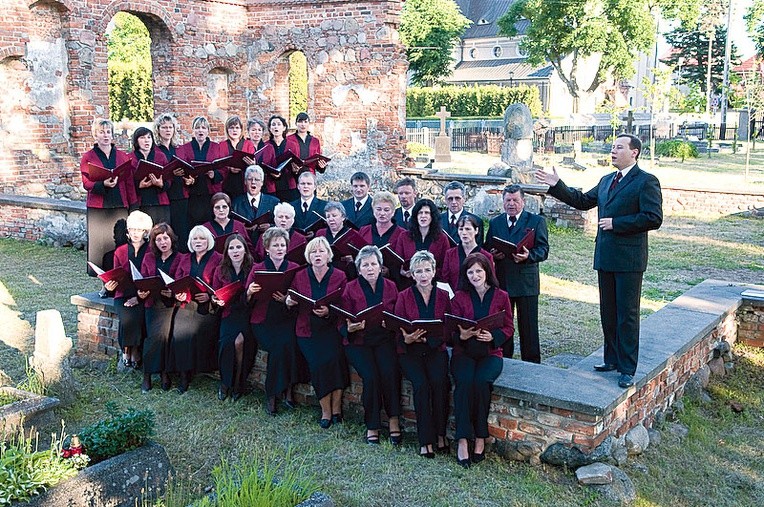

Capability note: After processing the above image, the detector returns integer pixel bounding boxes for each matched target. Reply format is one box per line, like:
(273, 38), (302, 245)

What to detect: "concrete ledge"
(70, 292), (115, 313)
(0, 193), (86, 214)
(0, 387), (60, 434)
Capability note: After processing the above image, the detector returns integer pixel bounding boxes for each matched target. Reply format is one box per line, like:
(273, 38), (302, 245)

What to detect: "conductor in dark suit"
(341, 171), (374, 228)
(440, 181), (484, 247)
(290, 171), (327, 232)
(485, 184), (549, 364)
(231, 165), (279, 246)
(536, 134), (663, 388)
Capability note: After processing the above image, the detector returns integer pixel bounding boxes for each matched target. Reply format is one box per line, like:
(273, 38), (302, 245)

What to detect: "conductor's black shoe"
(593, 363), (618, 372)
(618, 374), (634, 388)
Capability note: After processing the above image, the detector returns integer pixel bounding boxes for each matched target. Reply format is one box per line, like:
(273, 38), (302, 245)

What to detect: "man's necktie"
(403, 210), (410, 224)
(303, 202), (309, 214)
(609, 171), (623, 192)
(508, 215), (517, 231)
(251, 198), (258, 216)
(450, 215), (457, 227)
(355, 201), (362, 213)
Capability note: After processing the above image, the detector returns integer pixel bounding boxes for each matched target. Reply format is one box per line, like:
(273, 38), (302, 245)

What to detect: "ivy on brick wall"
(107, 12), (153, 122)
(407, 84), (543, 118)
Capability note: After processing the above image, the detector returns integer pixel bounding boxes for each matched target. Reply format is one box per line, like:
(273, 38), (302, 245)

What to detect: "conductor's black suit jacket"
(547, 165), (663, 272)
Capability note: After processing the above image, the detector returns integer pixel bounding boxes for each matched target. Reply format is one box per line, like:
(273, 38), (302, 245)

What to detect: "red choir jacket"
(245, 260), (300, 324)
(173, 250), (222, 304)
(221, 138), (255, 195)
(285, 133), (321, 173)
(449, 288), (513, 359)
(358, 223), (405, 249)
(254, 230), (306, 263)
(175, 139), (224, 194)
(392, 286), (451, 354)
(202, 219), (255, 254)
(80, 147), (136, 208)
(393, 231), (451, 276)
(129, 149), (170, 206)
(337, 277), (398, 346)
(440, 246), (494, 291)
(211, 263), (250, 319)
(139, 249), (181, 308)
(289, 266), (347, 338)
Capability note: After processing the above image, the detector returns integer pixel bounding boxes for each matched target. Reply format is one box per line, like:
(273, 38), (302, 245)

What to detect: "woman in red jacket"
(285, 112), (327, 173)
(137, 222), (181, 392)
(393, 250), (451, 458)
(80, 118), (135, 275)
(246, 227), (302, 415)
(130, 126), (170, 227)
(441, 215), (494, 292)
(170, 225), (222, 393)
(221, 115), (255, 199)
(175, 116), (222, 227)
(394, 199), (450, 289)
(203, 192), (254, 253)
(266, 115), (298, 202)
(449, 252), (513, 468)
(104, 210), (152, 369)
(211, 234), (256, 401)
(154, 113), (190, 251)
(339, 245), (402, 445)
(285, 237), (348, 428)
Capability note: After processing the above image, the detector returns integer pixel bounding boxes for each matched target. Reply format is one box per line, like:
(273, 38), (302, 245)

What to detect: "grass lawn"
(0, 201), (762, 505)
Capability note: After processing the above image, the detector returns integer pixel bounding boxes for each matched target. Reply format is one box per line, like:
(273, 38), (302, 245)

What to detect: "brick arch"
(96, 0), (178, 41)
(28, 0), (72, 12)
(202, 59), (239, 78)
(0, 44), (27, 62)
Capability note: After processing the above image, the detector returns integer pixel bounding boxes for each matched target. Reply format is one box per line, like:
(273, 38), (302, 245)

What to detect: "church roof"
(455, 0), (527, 39)
(447, 58), (553, 84)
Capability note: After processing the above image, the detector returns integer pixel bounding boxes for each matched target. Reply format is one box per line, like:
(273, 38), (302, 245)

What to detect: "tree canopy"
(107, 12), (153, 122)
(661, 24), (740, 94)
(399, 0), (471, 86)
(745, 0), (764, 57)
(497, 0), (701, 109)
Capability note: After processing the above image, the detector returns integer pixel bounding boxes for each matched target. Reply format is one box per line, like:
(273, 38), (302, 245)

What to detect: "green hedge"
(655, 140), (698, 161)
(407, 85), (543, 118)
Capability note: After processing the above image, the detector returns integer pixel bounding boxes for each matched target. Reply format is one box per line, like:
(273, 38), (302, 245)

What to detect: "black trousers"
(598, 270), (643, 376)
(345, 340), (401, 430)
(450, 354), (502, 440)
(398, 349), (450, 446)
(502, 295), (540, 363)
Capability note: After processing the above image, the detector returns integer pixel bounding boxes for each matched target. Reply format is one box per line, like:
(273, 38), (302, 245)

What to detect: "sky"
(731, 0), (756, 58)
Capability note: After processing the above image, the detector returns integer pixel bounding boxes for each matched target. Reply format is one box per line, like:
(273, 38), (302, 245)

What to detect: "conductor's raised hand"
(535, 166), (560, 187)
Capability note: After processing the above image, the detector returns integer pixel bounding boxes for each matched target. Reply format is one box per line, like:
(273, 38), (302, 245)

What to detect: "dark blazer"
(485, 210), (549, 297)
(547, 165), (662, 272)
(290, 266), (347, 337)
(342, 197), (374, 228)
(449, 288), (513, 358)
(290, 197), (328, 231)
(440, 210), (484, 247)
(393, 207), (415, 230)
(232, 192), (279, 222)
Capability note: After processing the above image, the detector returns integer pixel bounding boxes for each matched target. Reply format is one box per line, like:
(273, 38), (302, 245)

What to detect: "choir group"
(82, 113), (542, 467)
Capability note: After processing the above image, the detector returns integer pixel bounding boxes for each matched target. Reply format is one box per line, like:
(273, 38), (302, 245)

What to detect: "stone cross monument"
(434, 106), (452, 163)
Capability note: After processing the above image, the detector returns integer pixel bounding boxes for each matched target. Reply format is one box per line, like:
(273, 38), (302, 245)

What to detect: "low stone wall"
(71, 280), (764, 463)
(0, 387), (60, 435)
(662, 186), (764, 215)
(737, 290), (764, 347)
(0, 194), (86, 246)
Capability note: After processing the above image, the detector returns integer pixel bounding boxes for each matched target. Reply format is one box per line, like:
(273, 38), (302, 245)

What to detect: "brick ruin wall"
(1, 0), (407, 199)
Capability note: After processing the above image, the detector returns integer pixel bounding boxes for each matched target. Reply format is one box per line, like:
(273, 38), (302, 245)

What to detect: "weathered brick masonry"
(1, 0), (407, 198)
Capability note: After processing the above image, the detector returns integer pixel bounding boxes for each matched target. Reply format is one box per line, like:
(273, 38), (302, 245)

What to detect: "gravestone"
(434, 106), (452, 163)
(501, 103), (535, 183)
(30, 309), (75, 403)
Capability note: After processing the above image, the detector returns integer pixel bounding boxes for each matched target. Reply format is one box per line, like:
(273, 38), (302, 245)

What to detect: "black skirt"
(297, 316), (349, 399)
(142, 300), (175, 374)
(169, 301), (219, 373)
(252, 301), (304, 397)
(218, 301), (257, 389)
(115, 297), (145, 349)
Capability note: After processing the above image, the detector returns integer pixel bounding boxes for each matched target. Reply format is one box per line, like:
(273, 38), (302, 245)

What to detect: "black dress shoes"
(593, 363), (618, 372)
(331, 413), (343, 425)
(471, 451), (485, 464)
(282, 399), (297, 411)
(319, 418), (332, 429)
(218, 386), (229, 401)
(457, 456), (471, 468)
(618, 374), (634, 388)
(266, 396), (277, 415)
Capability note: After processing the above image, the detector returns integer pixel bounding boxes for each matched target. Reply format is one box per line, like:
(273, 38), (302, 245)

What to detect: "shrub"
(0, 426), (78, 505)
(78, 402), (155, 464)
(407, 84), (543, 118)
(406, 141), (431, 156)
(655, 140), (698, 162)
